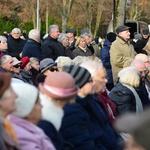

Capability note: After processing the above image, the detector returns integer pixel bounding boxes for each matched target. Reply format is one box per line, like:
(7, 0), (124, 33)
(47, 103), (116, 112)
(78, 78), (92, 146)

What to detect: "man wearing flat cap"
(110, 25), (136, 84)
(66, 29), (77, 51)
(142, 28), (149, 44)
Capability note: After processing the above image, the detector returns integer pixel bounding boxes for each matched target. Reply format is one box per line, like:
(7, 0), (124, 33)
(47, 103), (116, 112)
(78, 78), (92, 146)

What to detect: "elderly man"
(22, 29), (44, 61)
(7, 28), (26, 60)
(0, 55), (14, 72)
(110, 25), (136, 84)
(41, 25), (66, 60)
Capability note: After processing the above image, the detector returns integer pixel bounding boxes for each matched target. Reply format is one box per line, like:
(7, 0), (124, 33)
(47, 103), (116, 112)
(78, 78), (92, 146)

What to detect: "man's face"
(50, 28), (60, 39)
(119, 30), (130, 41)
(2, 56), (14, 71)
(135, 64), (147, 81)
(142, 34), (149, 39)
(12, 31), (20, 39)
(92, 67), (108, 94)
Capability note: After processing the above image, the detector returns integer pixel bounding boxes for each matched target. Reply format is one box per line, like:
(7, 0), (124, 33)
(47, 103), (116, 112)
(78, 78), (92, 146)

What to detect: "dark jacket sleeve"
(60, 103), (107, 150)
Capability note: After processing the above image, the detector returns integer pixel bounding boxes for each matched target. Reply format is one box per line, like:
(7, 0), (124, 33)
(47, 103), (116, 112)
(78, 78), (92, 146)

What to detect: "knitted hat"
(116, 25), (130, 34)
(39, 72), (78, 100)
(62, 65), (91, 88)
(11, 82), (39, 118)
(12, 57), (21, 66)
(40, 58), (56, 73)
(21, 56), (30, 69)
(0, 73), (12, 97)
(134, 33), (142, 40)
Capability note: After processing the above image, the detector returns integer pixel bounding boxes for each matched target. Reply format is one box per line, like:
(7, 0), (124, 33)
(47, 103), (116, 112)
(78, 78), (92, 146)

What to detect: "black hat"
(106, 32), (117, 42)
(66, 29), (76, 36)
(116, 25), (130, 34)
(142, 29), (149, 35)
(62, 65), (91, 88)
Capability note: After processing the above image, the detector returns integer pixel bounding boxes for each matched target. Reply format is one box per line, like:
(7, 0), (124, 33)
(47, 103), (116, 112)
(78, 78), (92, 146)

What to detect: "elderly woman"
(0, 73), (19, 149)
(9, 82), (56, 150)
(73, 35), (92, 57)
(58, 33), (74, 59)
(0, 36), (8, 58)
(108, 67), (142, 116)
(38, 72), (78, 150)
(55, 56), (74, 71)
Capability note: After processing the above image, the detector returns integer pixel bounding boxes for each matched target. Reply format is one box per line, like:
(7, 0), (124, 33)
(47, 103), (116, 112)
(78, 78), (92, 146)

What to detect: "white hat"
(11, 82), (39, 118)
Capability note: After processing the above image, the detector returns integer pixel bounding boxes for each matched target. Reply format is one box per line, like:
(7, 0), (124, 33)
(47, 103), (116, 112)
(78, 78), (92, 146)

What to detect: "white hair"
(55, 56), (74, 67)
(80, 60), (103, 78)
(48, 25), (59, 33)
(0, 36), (7, 42)
(12, 28), (21, 34)
(29, 29), (40, 40)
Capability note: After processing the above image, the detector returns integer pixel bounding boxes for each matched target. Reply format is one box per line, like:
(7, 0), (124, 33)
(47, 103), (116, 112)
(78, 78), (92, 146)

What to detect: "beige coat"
(110, 37), (136, 84)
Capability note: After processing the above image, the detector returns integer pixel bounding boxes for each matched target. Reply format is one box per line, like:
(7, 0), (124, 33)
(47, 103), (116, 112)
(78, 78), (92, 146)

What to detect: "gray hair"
(58, 33), (68, 43)
(80, 60), (103, 78)
(73, 56), (87, 65)
(12, 28), (21, 35)
(55, 56), (74, 67)
(29, 29), (40, 40)
(30, 57), (39, 64)
(48, 25), (59, 33)
(118, 67), (140, 87)
(0, 36), (7, 42)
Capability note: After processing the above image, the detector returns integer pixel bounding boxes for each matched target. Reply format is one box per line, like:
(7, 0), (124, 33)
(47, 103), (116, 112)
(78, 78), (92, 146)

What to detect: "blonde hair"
(118, 67), (140, 87)
(75, 35), (85, 48)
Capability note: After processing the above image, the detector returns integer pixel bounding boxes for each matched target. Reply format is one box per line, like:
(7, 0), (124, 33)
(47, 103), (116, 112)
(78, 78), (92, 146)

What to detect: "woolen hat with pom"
(11, 82), (39, 118)
(21, 56), (30, 69)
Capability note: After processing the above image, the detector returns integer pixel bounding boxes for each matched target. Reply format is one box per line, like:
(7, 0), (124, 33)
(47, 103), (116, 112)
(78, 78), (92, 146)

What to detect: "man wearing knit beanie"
(62, 65), (91, 88)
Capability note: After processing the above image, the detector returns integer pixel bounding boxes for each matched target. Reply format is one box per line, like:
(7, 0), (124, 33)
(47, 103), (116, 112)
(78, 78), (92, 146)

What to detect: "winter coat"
(9, 115), (56, 150)
(60, 103), (95, 150)
(73, 47), (92, 57)
(61, 95), (123, 150)
(7, 35), (26, 59)
(41, 35), (66, 60)
(100, 39), (113, 84)
(108, 82), (136, 116)
(22, 39), (44, 61)
(110, 36), (136, 84)
(20, 70), (34, 85)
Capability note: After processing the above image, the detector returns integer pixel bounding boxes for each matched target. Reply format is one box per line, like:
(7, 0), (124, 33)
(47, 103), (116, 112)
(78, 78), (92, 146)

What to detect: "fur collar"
(40, 93), (64, 131)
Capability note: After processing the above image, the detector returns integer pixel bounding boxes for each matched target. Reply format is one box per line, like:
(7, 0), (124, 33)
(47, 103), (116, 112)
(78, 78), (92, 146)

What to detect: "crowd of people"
(0, 24), (150, 150)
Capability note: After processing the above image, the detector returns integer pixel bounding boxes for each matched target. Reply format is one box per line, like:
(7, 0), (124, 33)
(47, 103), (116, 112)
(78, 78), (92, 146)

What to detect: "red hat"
(21, 56), (30, 69)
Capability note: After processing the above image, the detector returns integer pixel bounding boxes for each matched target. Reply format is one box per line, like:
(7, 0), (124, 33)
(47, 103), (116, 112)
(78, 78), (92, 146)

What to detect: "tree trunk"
(46, 3), (49, 33)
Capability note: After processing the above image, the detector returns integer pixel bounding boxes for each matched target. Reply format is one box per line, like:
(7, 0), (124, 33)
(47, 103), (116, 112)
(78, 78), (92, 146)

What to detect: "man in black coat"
(7, 28), (26, 60)
(22, 29), (44, 61)
(41, 25), (66, 60)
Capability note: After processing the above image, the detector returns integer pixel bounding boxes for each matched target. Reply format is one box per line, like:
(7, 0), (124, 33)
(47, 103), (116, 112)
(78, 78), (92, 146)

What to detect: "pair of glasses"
(13, 64), (21, 68)
(49, 68), (58, 72)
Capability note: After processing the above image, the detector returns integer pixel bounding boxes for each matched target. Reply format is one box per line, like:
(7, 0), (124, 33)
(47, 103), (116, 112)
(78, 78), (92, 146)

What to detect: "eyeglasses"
(13, 64), (21, 68)
(49, 68), (59, 72)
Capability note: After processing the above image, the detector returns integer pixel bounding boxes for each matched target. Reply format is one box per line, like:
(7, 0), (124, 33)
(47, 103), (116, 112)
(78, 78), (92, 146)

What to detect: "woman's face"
(0, 86), (17, 117)
(24, 62), (31, 72)
(79, 38), (87, 48)
(62, 37), (69, 47)
(0, 40), (7, 51)
(27, 97), (42, 125)
(13, 63), (21, 74)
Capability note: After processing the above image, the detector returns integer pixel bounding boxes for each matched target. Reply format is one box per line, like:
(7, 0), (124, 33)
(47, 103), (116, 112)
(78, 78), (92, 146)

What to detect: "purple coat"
(9, 115), (56, 150)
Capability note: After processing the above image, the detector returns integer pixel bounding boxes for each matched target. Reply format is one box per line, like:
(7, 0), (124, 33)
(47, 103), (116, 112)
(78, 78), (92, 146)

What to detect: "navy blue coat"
(22, 39), (44, 61)
(61, 95), (123, 150)
(100, 39), (113, 84)
(38, 120), (64, 150)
